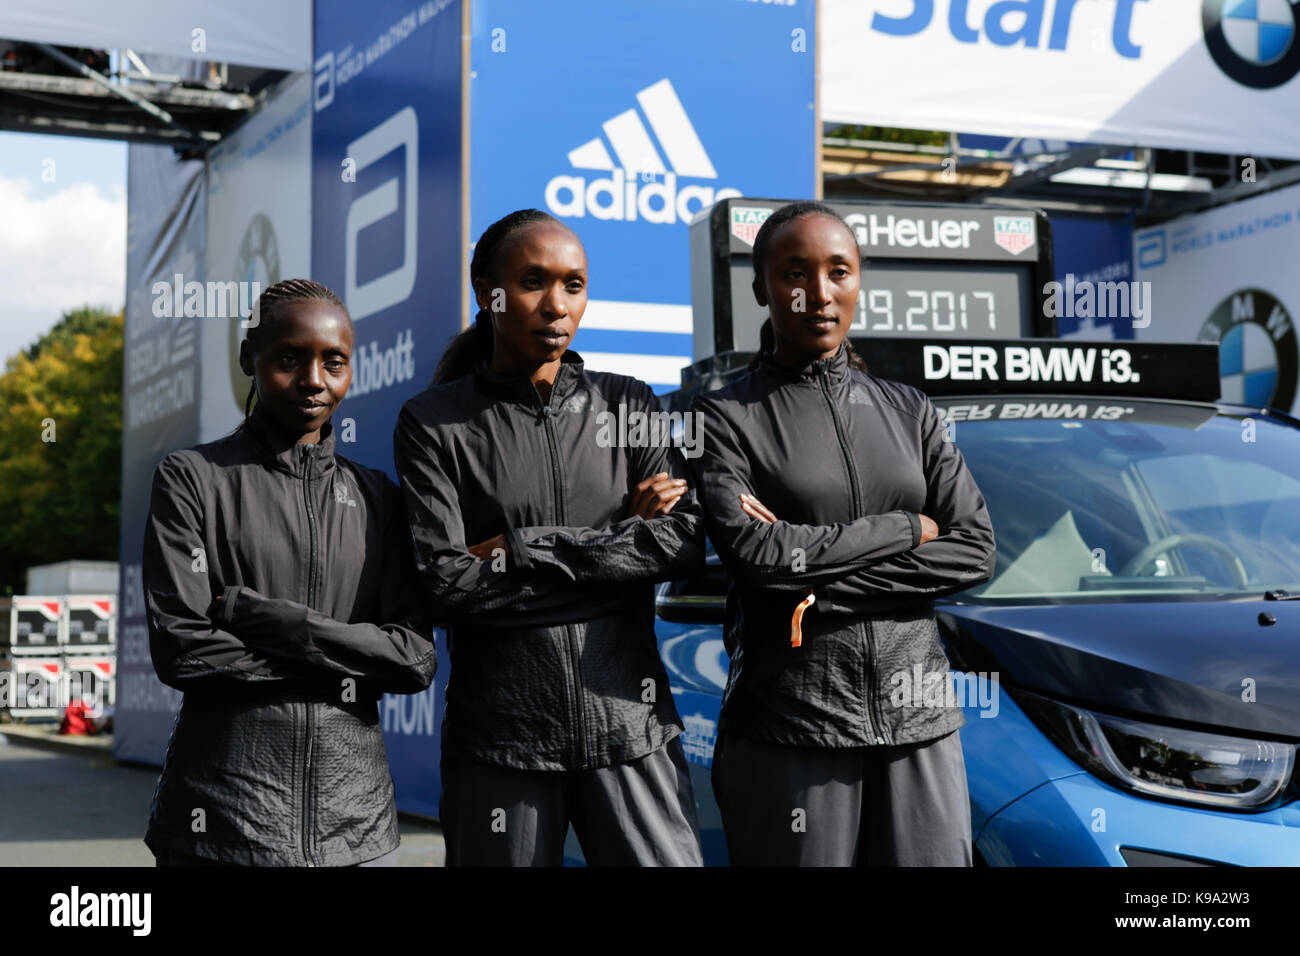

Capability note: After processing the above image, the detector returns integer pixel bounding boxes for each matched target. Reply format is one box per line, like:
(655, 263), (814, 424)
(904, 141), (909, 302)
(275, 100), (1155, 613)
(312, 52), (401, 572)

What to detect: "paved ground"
(0, 726), (446, 866)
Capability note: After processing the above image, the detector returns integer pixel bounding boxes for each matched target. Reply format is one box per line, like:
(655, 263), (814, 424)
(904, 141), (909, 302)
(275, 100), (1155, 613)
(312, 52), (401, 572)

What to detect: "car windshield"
(944, 399), (1300, 603)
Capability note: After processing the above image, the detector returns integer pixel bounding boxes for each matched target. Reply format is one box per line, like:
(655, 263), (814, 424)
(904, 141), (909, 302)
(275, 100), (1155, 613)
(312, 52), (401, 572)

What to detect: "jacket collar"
(473, 349), (586, 408)
(242, 402), (338, 479)
(756, 341), (851, 385)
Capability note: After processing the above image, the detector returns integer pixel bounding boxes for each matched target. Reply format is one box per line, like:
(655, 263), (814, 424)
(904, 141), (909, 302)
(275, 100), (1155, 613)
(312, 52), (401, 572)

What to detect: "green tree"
(0, 308), (123, 595)
(826, 125), (948, 147)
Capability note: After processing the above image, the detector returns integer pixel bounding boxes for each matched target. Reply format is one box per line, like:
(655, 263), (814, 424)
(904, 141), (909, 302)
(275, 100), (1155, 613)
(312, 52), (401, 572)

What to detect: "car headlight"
(1016, 690), (1295, 809)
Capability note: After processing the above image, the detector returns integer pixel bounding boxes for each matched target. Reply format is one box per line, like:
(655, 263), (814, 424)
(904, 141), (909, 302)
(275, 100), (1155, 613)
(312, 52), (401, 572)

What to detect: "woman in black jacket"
(394, 208), (705, 866)
(143, 279), (436, 867)
(687, 201), (996, 866)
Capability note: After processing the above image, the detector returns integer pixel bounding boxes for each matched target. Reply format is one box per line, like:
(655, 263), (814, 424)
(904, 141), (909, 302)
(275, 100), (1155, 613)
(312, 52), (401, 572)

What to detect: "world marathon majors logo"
(1198, 288), (1298, 409)
(1203, 0), (1300, 88)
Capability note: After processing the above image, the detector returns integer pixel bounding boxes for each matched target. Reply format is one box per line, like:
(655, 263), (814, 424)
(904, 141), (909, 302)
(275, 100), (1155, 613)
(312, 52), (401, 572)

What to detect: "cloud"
(0, 175), (125, 360)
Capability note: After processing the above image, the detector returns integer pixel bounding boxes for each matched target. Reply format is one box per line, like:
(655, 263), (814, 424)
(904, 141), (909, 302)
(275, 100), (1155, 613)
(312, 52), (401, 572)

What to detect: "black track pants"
(712, 730), (972, 866)
(440, 736), (703, 866)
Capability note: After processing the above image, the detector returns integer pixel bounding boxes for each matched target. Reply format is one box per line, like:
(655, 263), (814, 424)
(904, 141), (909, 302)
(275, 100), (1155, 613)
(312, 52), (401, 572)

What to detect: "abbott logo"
(346, 107), (418, 320)
(545, 78), (741, 224)
(1136, 228), (1167, 268)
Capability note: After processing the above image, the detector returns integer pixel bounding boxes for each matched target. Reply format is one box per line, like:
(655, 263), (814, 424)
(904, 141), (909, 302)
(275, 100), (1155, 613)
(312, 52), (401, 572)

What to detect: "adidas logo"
(849, 387), (873, 406)
(544, 78), (741, 224)
(334, 480), (358, 509)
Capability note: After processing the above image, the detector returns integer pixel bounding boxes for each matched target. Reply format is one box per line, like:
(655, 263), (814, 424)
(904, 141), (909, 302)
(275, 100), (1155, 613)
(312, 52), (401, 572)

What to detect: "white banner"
(1134, 182), (1300, 415)
(0, 0), (311, 71)
(201, 72), (313, 441)
(824, 1), (1300, 160)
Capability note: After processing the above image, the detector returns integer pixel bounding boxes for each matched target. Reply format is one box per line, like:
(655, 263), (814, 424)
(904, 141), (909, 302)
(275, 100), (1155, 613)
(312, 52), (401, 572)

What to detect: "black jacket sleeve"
(816, 395), (996, 611)
(507, 382), (705, 584)
(213, 478), (436, 695)
(394, 403), (590, 622)
(143, 453), (330, 693)
(686, 393), (920, 590)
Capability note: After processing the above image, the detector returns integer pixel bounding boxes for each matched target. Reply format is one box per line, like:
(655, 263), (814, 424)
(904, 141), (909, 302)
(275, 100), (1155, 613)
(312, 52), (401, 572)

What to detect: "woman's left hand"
(629, 472), (688, 519)
(740, 493), (777, 525)
(468, 534), (509, 561)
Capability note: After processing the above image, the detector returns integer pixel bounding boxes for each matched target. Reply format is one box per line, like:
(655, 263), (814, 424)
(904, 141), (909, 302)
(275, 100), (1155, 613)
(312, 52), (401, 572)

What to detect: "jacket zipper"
(300, 444), (318, 866)
(537, 391), (587, 770)
(816, 367), (886, 745)
(864, 620), (887, 745)
(303, 701), (315, 866)
(816, 366), (862, 515)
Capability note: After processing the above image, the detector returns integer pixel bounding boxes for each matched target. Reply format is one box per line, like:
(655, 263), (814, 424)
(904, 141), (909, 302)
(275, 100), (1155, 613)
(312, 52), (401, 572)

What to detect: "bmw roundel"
(1203, 0), (1300, 88)
(1198, 288), (1299, 410)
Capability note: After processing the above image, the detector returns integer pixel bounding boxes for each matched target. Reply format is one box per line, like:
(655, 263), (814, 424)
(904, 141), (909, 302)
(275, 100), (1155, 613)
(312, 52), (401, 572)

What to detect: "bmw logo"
(1203, 0), (1300, 88)
(1198, 288), (1298, 410)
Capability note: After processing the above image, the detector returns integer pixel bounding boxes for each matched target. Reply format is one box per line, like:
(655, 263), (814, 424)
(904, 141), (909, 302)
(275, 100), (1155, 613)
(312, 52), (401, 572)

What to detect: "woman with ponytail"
(687, 201), (997, 866)
(395, 209), (705, 866)
(142, 279), (436, 866)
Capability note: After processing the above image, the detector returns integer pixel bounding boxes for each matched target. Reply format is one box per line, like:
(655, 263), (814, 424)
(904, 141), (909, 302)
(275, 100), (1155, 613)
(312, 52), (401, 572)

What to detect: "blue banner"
(469, 0), (817, 389)
(313, 0), (463, 817)
(313, 0), (464, 469)
(377, 630), (450, 818)
(1048, 213), (1136, 340)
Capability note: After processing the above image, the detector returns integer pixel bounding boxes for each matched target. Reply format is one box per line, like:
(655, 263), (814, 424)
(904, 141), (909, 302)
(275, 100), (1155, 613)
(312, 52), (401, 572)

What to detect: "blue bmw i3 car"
(647, 337), (1300, 867)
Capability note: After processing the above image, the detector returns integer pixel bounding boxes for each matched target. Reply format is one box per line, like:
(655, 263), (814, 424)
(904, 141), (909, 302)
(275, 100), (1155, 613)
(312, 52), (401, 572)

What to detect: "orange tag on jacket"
(790, 590), (816, 648)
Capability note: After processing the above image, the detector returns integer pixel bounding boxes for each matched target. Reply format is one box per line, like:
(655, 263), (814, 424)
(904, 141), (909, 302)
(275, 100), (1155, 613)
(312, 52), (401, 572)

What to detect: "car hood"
(939, 599), (1300, 740)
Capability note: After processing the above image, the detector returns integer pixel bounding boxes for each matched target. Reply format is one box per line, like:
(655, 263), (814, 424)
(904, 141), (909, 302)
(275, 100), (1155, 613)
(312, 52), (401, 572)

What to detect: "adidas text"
(546, 169), (740, 224)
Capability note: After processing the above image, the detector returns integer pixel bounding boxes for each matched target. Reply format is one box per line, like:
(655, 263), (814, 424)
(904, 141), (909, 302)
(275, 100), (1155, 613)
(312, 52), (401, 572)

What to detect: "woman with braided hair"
(687, 201), (996, 866)
(142, 278), (436, 866)
(395, 208), (705, 866)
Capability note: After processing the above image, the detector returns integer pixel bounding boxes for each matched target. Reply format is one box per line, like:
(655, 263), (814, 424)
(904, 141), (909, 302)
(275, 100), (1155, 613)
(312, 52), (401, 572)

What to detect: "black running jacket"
(142, 404), (436, 866)
(687, 344), (996, 748)
(394, 351), (704, 772)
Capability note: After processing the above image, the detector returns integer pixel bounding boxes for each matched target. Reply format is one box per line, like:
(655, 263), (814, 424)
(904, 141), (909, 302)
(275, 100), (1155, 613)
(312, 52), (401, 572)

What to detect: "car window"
(953, 407), (1300, 602)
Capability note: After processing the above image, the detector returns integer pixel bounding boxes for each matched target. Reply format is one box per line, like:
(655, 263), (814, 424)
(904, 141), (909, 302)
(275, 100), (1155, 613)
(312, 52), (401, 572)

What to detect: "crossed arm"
(144, 454), (435, 696)
(687, 392), (994, 606)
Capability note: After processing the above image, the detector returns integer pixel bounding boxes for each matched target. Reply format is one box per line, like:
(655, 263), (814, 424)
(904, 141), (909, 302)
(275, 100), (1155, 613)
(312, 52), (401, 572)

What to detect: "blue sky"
(0, 130), (126, 362)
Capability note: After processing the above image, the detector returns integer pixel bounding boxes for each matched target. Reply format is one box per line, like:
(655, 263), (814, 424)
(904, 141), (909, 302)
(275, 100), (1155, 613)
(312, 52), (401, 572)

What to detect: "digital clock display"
(695, 199), (1053, 360)
(853, 262), (1031, 339)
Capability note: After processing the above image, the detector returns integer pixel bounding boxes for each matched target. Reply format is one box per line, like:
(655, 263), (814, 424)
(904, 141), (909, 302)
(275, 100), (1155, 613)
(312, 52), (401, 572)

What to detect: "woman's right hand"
(919, 513), (939, 544)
